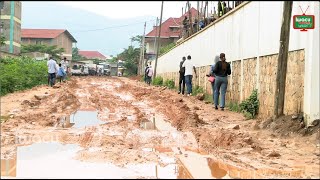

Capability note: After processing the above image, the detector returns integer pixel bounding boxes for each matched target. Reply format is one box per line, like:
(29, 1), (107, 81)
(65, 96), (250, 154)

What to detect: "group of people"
(182, 1), (244, 38)
(47, 57), (68, 87)
(178, 53), (231, 110)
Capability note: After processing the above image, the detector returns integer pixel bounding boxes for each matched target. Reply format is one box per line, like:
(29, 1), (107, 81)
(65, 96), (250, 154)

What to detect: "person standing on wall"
(212, 53), (231, 111)
(178, 56), (186, 94)
(182, 55), (198, 96)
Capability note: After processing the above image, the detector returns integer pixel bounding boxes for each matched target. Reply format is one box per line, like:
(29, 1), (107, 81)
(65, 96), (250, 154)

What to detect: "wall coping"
(158, 1), (251, 58)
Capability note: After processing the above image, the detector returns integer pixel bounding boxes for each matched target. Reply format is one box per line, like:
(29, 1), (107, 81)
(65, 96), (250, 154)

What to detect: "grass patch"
(152, 76), (163, 86)
(163, 79), (175, 89)
(0, 116), (10, 123)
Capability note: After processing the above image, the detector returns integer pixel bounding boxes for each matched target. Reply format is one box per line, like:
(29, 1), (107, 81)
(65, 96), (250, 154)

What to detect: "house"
(144, 7), (198, 61)
(78, 50), (106, 61)
(21, 29), (77, 60)
(0, 1), (22, 55)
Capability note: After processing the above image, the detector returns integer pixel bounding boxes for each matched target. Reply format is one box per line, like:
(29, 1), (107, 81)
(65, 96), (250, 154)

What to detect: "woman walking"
(208, 55), (220, 102)
(212, 53), (231, 111)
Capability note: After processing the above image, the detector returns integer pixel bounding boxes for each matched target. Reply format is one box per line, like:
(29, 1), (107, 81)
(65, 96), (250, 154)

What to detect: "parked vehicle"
(99, 63), (111, 76)
(96, 65), (104, 76)
(71, 64), (89, 76)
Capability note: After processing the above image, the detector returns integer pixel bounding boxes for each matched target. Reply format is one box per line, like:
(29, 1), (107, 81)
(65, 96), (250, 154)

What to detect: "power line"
(72, 19), (155, 33)
(21, 19), (156, 36)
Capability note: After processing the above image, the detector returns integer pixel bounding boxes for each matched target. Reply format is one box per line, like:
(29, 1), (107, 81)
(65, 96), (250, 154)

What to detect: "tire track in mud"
(1, 77), (319, 178)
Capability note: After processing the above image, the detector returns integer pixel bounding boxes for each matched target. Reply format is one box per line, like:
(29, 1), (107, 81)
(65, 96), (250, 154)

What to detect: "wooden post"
(187, 1), (193, 35)
(153, 1), (164, 79)
(274, 1), (293, 117)
(197, 1), (200, 32)
(141, 22), (146, 75)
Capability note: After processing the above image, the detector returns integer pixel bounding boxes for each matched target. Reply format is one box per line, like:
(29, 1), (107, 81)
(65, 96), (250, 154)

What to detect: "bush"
(152, 76), (163, 86)
(0, 56), (48, 96)
(239, 89), (259, 119)
(164, 79), (175, 89)
(192, 85), (204, 96)
(140, 75), (145, 82)
(228, 102), (240, 112)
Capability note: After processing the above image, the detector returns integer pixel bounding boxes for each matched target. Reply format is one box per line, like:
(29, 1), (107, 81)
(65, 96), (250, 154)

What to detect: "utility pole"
(138, 23), (144, 75)
(273, 1), (293, 118)
(187, 1), (193, 35)
(153, 1), (164, 79)
(182, 7), (183, 17)
(141, 22), (146, 75)
(153, 17), (159, 65)
(197, 1), (200, 32)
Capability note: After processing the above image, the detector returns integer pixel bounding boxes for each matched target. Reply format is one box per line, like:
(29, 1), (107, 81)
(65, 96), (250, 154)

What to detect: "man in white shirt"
(47, 57), (58, 87)
(60, 57), (68, 73)
(182, 55), (198, 96)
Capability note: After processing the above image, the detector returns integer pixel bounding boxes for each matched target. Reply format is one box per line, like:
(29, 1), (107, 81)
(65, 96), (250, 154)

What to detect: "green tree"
(21, 44), (64, 59)
(118, 45), (140, 75)
(72, 47), (85, 61)
(116, 35), (145, 76)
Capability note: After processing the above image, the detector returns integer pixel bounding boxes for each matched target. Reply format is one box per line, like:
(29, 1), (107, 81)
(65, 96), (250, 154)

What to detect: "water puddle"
(177, 151), (305, 179)
(65, 111), (106, 129)
(1, 142), (179, 179)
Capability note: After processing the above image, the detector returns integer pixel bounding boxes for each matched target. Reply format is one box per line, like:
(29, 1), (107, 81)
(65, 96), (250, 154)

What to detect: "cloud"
(53, 1), (203, 19)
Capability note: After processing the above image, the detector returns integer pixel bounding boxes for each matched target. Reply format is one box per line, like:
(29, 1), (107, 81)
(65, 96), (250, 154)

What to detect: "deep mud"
(1, 76), (319, 179)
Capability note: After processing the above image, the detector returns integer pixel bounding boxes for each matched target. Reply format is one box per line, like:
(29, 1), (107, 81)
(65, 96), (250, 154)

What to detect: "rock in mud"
(53, 85), (61, 89)
(196, 93), (205, 101)
(312, 119), (320, 126)
(267, 151), (281, 157)
(228, 124), (240, 130)
(21, 100), (30, 105)
(243, 137), (253, 145)
(299, 122), (305, 128)
(34, 94), (49, 100)
(291, 114), (299, 120)
(194, 106), (200, 110)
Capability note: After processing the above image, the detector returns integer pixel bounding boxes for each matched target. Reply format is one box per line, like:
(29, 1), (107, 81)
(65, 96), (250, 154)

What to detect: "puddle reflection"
(1, 142), (179, 179)
(69, 111), (106, 128)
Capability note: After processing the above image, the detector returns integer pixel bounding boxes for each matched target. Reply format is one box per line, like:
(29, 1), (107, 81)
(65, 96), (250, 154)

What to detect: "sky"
(54, 1), (219, 20)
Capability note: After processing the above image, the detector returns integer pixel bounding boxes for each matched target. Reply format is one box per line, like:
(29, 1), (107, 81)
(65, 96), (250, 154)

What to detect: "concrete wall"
(152, 1), (319, 125)
(0, 1), (21, 54)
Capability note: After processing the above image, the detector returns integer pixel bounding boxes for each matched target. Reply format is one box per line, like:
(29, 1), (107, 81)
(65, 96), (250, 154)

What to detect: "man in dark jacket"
(144, 65), (149, 83)
(178, 57), (186, 94)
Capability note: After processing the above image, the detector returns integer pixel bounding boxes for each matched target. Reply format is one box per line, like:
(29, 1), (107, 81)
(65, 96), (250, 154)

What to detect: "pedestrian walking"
(47, 57), (58, 87)
(182, 55), (198, 96)
(144, 65), (149, 83)
(212, 53), (231, 111)
(146, 65), (153, 85)
(57, 63), (67, 83)
(178, 56), (186, 94)
(207, 55), (220, 102)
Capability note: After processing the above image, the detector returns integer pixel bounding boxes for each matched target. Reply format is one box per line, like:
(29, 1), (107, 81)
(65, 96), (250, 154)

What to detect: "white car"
(71, 64), (89, 76)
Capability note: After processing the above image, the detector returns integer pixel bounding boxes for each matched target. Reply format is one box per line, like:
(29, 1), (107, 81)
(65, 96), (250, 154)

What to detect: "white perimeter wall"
(153, 1), (319, 125)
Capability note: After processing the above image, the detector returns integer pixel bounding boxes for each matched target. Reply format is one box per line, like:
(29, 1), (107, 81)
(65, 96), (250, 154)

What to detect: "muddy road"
(1, 76), (319, 178)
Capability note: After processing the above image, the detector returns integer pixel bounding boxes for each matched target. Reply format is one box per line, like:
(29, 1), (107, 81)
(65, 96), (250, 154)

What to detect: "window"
(36, 40), (42, 45)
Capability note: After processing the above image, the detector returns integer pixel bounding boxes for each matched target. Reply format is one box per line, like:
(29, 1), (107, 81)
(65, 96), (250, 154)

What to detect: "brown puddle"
(176, 152), (305, 179)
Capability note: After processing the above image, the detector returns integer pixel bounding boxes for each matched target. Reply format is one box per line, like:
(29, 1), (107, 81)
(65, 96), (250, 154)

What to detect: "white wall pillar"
(303, 1), (320, 125)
